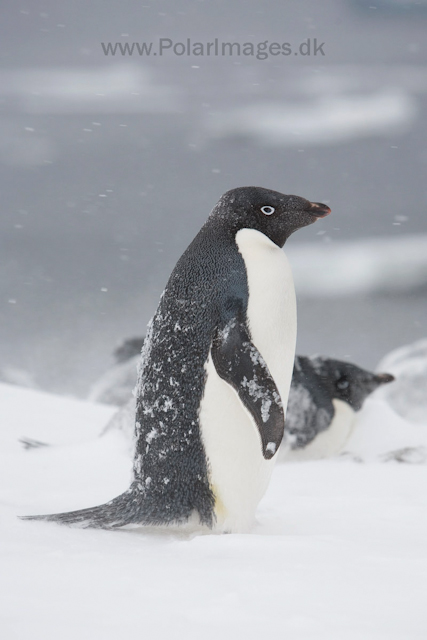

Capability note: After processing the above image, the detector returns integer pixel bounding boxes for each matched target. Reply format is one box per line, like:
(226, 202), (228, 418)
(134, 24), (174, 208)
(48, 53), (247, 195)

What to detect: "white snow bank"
(0, 383), (426, 638)
(0, 383), (116, 452)
(287, 234), (427, 296)
(376, 338), (427, 423)
(346, 397), (427, 463)
(206, 91), (417, 146)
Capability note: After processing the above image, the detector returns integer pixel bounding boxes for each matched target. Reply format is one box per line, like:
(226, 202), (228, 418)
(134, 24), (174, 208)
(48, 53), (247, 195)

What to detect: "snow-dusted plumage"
(22, 186), (330, 531)
(281, 355), (394, 460)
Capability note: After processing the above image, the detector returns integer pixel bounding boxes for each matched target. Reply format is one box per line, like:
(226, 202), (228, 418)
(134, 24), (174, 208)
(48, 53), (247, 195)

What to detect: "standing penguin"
(23, 187), (330, 532)
(281, 356), (394, 460)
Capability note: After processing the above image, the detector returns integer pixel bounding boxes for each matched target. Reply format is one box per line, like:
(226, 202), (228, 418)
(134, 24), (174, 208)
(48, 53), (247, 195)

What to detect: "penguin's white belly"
(199, 228), (297, 533)
(282, 399), (356, 461)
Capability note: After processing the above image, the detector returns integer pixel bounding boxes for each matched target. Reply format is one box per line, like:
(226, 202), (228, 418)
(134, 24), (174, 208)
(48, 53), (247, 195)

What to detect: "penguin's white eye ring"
(261, 206), (275, 215)
(336, 378), (349, 390)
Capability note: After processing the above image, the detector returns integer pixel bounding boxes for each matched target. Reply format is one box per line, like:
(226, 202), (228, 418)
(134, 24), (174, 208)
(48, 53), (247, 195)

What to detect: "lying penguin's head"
(213, 186), (331, 247)
(311, 356), (395, 412)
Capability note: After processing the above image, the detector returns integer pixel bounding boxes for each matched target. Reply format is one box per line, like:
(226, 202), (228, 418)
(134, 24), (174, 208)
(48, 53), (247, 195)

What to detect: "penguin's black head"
(213, 186), (330, 247)
(311, 356), (395, 411)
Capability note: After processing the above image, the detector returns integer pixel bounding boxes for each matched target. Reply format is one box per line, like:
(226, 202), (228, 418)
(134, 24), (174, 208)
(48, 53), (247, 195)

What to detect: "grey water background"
(0, 0), (426, 396)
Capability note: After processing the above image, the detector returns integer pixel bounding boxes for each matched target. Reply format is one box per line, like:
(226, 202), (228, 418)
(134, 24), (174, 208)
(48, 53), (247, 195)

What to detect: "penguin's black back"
(133, 217), (249, 526)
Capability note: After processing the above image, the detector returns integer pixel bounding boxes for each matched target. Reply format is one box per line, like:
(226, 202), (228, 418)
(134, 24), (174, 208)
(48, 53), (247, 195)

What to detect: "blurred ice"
(297, 64), (427, 96)
(287, 234), (427, 296)
(205, 92), (417, 146)
(1, 2), (427, 395)
(0, 64), (183, 114)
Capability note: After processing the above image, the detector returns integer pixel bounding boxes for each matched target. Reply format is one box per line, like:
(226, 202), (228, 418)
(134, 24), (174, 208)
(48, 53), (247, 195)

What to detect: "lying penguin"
(22, 334), (395, 461)
(92, 340), (393, 461)
(281, 356), (394, 460)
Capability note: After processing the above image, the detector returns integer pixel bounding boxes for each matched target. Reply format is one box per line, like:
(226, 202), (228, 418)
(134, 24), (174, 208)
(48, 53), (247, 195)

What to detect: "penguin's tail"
(20, 487), (142, 529)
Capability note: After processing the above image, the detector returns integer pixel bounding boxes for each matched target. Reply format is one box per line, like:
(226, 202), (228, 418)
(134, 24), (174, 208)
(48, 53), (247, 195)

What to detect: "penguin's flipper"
(211, 318), (284, 459)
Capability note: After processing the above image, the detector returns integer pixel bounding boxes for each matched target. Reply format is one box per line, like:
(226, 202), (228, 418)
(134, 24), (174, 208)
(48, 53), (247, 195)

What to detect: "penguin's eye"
(260, 206), (275, 215)
(336, 377), (349, 390)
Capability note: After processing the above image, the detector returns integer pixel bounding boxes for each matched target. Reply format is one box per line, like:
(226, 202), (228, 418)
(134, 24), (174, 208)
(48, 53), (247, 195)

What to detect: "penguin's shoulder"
(165, 225), (250, 326)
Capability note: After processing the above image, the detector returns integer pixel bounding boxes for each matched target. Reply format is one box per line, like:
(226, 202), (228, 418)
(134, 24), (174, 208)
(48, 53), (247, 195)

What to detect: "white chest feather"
(281, 399), (356, 462)
(199, 229), (297, 533)
(236, 228), (297, 404)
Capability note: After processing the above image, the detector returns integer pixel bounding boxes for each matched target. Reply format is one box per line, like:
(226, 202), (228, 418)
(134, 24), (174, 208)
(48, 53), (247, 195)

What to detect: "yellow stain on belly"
(211, 484), (228, 521)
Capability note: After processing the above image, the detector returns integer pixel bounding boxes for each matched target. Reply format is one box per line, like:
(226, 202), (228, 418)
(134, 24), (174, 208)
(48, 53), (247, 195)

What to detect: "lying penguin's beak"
(308, 202), (331, 218)
(375, 373), (395, 385)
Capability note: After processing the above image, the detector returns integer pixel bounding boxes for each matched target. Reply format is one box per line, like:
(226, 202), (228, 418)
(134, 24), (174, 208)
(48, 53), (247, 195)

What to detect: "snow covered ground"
(1, 381), (427, 639)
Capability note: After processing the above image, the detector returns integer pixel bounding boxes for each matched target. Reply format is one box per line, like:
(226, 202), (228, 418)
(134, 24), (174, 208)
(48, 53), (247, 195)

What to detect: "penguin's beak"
(375, 372), (395, 385)
(308, 202), (331, 218)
